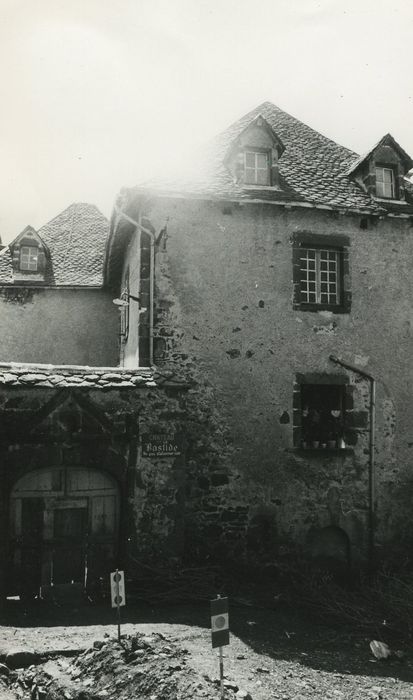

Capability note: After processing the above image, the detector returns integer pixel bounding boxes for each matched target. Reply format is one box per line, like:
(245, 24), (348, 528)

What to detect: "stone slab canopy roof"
(134, 101), (413, 214)
(0, 202), (109, 286)
(0, 362), (189, 389)
(0, 362), (156, 388)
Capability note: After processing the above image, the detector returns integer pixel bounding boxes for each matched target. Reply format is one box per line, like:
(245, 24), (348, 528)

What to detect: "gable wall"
(0, 288), (119, 366)
(238, 125), (274, 149)
(374, 144), (401, 165)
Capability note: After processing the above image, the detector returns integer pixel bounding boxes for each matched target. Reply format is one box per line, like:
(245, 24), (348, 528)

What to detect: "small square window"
(376, 167), (396, 199)
(300, 384), (346, 448)
(244, 150), (270, 186)
(20, 246), (39, 271)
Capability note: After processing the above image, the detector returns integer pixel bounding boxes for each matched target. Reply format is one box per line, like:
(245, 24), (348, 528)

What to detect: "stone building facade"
(1, 102), (413, 599)
(106, 102), (413, 571)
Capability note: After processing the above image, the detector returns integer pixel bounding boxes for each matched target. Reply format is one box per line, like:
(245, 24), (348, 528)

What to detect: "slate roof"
(135, 101), (412, 214)
(0, 362), (156, 388)
(0, 203), (109, 286)
(0, 247), (13, 283)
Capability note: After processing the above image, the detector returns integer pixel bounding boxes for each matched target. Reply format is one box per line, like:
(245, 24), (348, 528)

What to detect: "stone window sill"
(373, 196), (407, 205)
(290, 447), (354, 456)
(242, 185), (282, 191)
(293, 303), (350, 314)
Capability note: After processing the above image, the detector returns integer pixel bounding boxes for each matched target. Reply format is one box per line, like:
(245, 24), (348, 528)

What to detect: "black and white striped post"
(210, 595), (229, 699)
(110, 569), (126, 642)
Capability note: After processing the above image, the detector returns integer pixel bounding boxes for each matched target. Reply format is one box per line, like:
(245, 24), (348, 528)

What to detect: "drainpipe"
(329, 354), (376, 572)
(114, 205), (155, 366)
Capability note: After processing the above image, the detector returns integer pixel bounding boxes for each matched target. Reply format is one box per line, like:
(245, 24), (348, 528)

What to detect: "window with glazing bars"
(244, 151), (270, 185)
(300, 248), (341, 305)
(20, 246), (39, 271)
(376, 167), (396, 199)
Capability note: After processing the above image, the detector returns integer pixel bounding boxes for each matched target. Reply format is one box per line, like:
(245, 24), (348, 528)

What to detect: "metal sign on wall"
(142, 433), (182, 457)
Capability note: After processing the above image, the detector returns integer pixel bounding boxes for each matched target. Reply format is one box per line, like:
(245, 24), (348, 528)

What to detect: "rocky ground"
(0, 599), (413, 699)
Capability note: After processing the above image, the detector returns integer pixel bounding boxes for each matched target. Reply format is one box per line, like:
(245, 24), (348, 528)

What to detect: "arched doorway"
(9, 467), (119, 598)
(307, 525), (351, 579)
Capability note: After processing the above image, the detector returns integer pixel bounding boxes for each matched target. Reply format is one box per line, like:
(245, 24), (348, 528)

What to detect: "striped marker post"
(210, 595), (229, 699)
(110, 569), (126, 642)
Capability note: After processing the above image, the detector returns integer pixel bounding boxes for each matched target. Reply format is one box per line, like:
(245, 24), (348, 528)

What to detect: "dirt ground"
(1, 599), (413, 699)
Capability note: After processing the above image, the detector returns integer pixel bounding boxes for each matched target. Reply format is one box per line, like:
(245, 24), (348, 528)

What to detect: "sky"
(0, 0), (412, 242)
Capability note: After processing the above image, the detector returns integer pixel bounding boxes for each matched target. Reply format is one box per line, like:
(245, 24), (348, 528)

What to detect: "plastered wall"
(128, 195), (413, 565)
(0, 288), (119, 367)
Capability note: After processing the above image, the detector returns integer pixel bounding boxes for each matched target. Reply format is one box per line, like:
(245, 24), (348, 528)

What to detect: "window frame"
(244, 149), (271, 186)
(299, 247), (341, 307)
(375, 165), (397, 199)
(292, 233), (351, 314)
(292, 374), (356, 452)
(20, 245), (39, 272)
(300, 383), (345, 448)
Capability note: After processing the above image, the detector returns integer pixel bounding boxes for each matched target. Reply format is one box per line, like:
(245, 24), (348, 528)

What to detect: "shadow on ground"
(1, 597), (413, 686)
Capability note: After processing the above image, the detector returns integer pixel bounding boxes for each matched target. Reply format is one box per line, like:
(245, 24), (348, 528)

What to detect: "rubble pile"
(6, 632), (226, 700)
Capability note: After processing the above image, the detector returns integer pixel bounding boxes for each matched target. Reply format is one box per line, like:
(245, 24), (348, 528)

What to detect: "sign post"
(110, 569), (126, 642)
(210, 595), (229, 699)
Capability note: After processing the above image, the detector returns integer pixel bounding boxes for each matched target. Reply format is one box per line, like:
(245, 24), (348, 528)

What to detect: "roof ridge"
(219, 100), (281, 135)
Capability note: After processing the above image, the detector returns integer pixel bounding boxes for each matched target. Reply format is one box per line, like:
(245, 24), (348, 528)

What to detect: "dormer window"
(376, 166), (396, 199)
(224, 115), (285, 190)
(20, 246), (39, 271)
(9, 225), (48, 282)
(244, 150), (270, 186)
(347, 134), (413, 204)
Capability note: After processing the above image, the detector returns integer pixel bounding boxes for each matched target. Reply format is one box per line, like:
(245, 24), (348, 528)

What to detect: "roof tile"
(0, 247), (13, 283)
(39, 202), (109, 286)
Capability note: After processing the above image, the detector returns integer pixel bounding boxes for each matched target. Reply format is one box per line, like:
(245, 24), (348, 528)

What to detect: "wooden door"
(19, 498), (44, 595)
(10, 467), (119, 596)
(52, 506), (88, 584)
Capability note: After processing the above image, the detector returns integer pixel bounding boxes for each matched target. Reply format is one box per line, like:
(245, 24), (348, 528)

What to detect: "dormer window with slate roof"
(347, 134), (413, 206)
(10, 226), (48, 283)
(225, 114), (285, 189)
